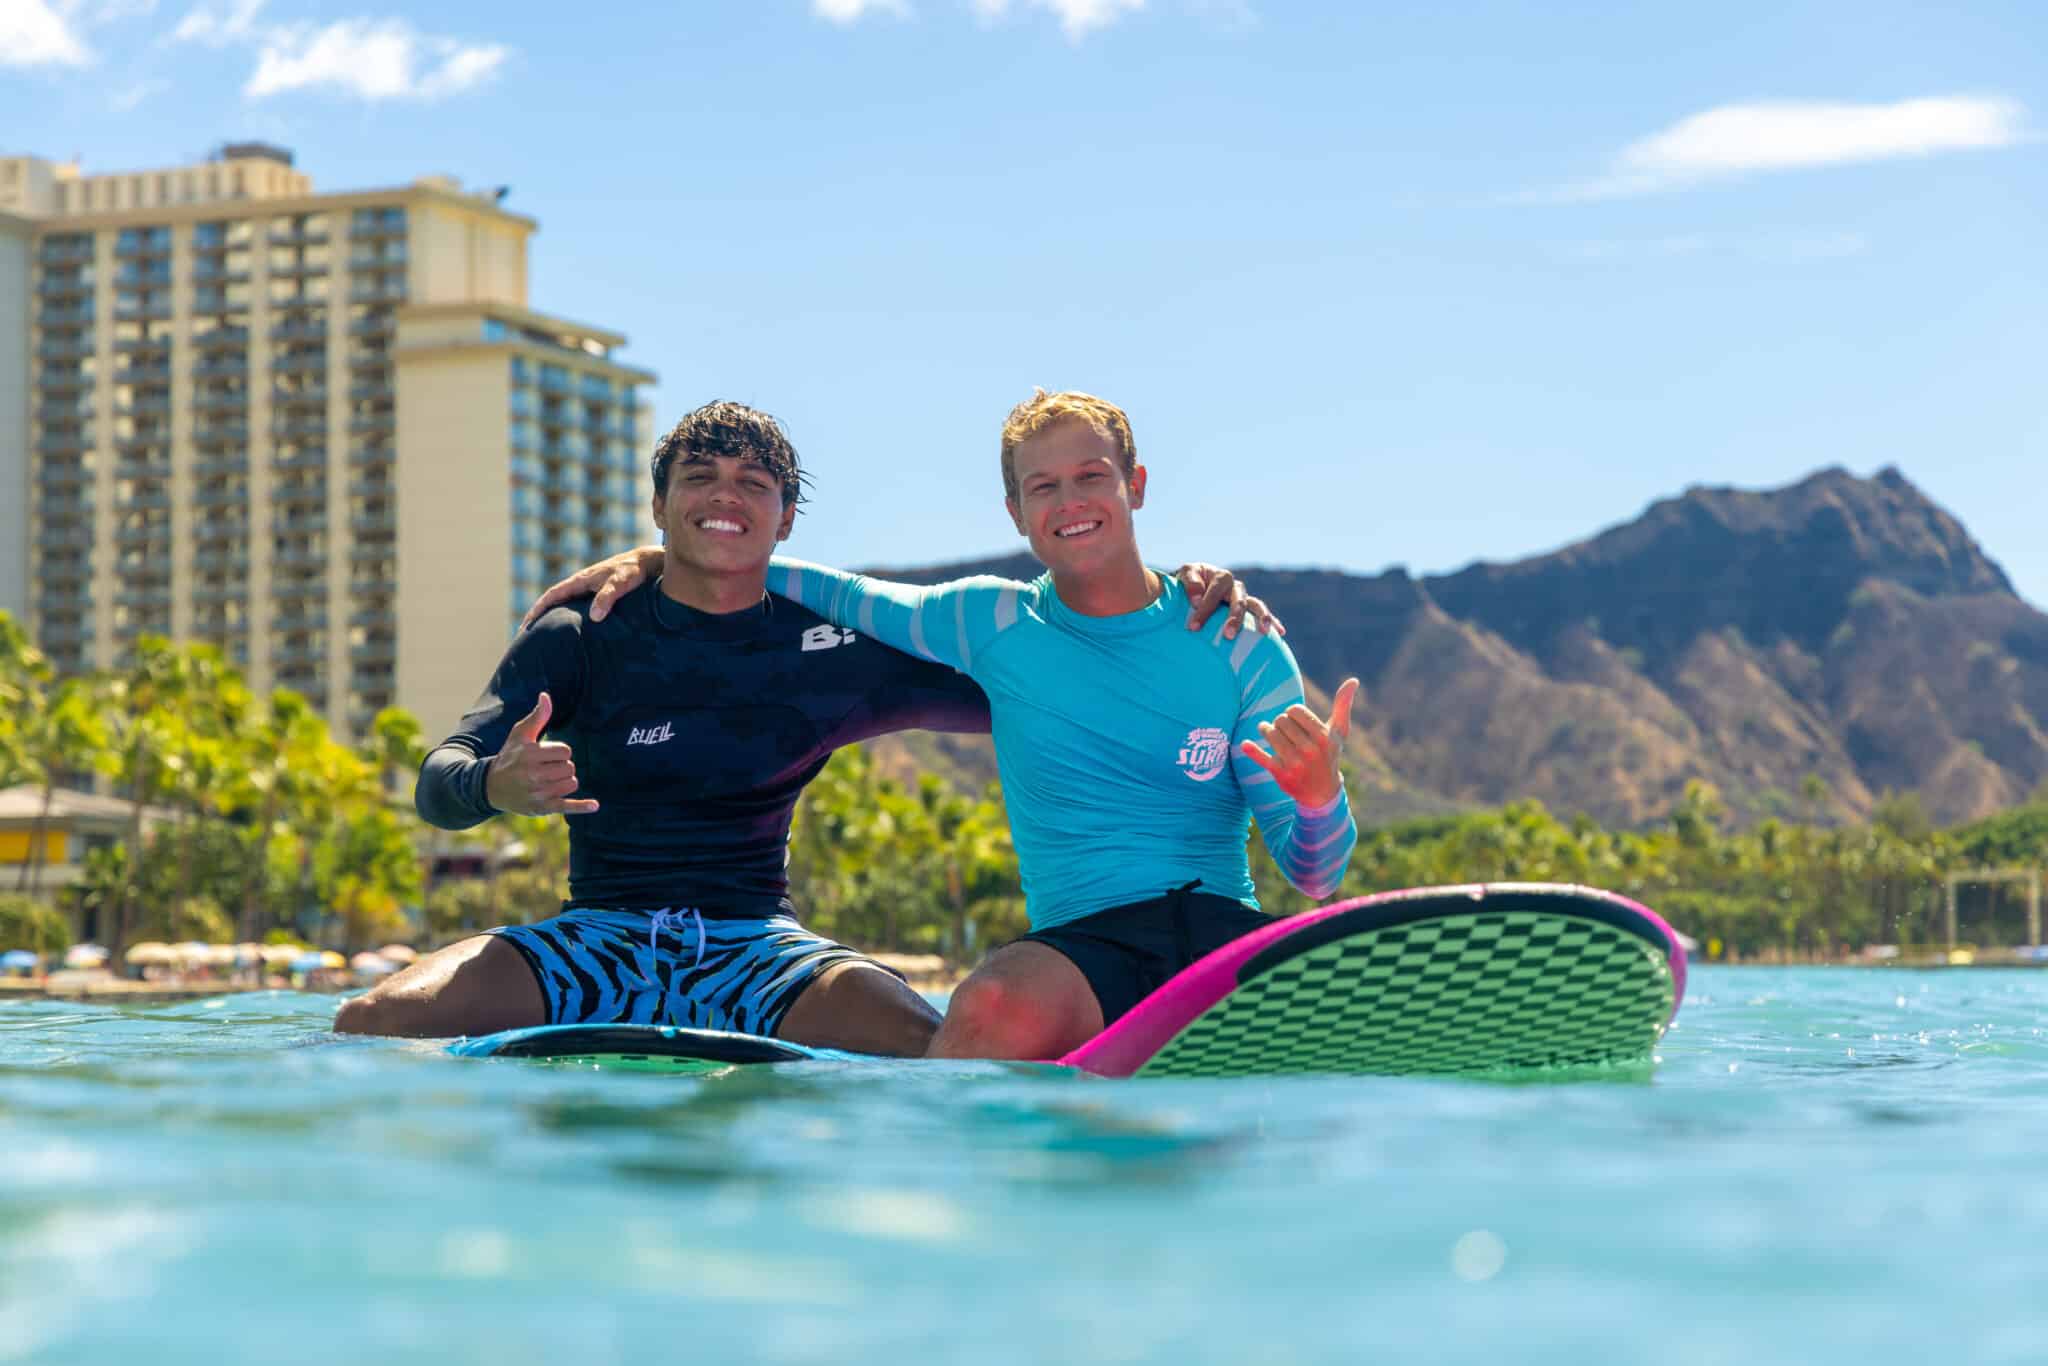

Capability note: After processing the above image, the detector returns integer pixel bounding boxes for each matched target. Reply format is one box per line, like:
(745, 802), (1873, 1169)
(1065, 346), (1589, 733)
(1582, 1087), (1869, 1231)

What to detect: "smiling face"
(651, 452), (796, 578)
(1005, 418), (1147, 579)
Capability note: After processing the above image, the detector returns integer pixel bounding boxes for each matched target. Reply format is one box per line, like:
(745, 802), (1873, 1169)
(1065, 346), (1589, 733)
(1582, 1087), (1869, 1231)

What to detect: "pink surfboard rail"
(1055, 883), (1689, 1079)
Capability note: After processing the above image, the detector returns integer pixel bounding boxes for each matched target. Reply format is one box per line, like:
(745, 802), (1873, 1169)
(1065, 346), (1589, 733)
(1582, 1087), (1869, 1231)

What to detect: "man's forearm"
(415, 742), (499, 830)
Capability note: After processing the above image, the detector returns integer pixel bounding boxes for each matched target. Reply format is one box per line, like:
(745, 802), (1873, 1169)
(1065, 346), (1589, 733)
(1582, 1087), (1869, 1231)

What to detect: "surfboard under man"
(337, 400), (1269, 1054)
(529, 390), (1360, 1060)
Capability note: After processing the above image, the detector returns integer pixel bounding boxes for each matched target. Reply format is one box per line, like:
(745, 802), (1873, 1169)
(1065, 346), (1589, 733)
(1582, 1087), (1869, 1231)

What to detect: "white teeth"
(697, 519), (744, 534)
(1055, 521), (1102, 539)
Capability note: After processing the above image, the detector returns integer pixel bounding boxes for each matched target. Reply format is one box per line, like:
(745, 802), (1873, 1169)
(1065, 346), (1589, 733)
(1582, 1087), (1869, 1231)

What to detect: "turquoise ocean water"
(4, 967), (2047, 1365)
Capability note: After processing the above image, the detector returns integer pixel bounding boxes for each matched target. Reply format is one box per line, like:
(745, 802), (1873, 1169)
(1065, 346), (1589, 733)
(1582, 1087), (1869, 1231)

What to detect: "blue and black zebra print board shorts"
(487, 907), (886, 1037)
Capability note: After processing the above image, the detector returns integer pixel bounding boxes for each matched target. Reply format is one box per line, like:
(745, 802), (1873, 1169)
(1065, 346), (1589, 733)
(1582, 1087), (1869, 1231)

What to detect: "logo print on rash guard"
(627, 721), (675, 747)
(1176, 727), (1230, 782)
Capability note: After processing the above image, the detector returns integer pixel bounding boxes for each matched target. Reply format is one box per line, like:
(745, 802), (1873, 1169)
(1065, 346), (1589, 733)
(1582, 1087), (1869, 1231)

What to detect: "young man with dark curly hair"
(336, 400), (1268, 1055)
(530, 391), (1358, 1061)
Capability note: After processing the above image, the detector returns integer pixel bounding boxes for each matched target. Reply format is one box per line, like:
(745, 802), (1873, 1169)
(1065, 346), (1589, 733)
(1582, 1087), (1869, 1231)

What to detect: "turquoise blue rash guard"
(766, 558), (1358, 932)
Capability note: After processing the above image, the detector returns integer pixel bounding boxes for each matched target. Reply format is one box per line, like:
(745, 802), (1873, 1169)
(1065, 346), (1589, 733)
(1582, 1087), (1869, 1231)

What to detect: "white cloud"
(169, 0), (263, 45)
(811, 0), (909, 21)
(1529, 95), (2029, 202)
(1, 0), (92, 65)
(110, 75), (168, 108)
(244, 19), (507, 100)
(973, 0), (1143, 39)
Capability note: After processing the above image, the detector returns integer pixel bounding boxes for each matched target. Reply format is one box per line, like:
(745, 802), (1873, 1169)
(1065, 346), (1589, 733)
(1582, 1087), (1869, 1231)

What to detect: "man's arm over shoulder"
(1226, 631), (1358, 900)
(415, 607), (589, 830)
(767, 557), (1019, 676)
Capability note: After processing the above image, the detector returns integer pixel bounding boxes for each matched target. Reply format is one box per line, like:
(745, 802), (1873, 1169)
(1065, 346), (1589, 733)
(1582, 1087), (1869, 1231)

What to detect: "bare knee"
(935, 974), (1061, 1058)
(330, 936), (541, 1039)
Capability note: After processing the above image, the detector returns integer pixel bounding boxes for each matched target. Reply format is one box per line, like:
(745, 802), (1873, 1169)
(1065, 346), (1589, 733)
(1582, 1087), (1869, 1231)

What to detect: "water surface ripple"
(4, 967), (2046, 1364)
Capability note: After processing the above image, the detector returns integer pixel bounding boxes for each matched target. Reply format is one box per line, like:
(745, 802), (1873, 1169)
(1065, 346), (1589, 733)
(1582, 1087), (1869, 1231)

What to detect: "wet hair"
(999, 389), (1137, 502)
(651, 401), (806, 511)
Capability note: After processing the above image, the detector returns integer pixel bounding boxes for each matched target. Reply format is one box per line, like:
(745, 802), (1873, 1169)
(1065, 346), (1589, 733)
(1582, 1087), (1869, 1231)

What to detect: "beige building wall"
(0, 213), (29, 621)
(394, 346), (512, 741)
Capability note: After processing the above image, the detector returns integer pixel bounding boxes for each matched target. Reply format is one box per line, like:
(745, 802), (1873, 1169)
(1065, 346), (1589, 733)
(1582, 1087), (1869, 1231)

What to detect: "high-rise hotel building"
(0, 144), (654, 740)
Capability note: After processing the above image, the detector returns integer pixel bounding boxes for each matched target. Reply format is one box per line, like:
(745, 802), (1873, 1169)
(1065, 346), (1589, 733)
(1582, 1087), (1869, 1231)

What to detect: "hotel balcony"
(273, 450), (330, 474)
(272, 416), (328, 442)
(269, 257), (329, 280)
(349, 606), (395, 630)
(272, 576), (325, 603)
(271, 539), (327, 567)
(116, 491), (173, 515)
(36, 620), (94, 648)
(191, 519), (244, 546)
(273, 607), (328, 633)
(193, 547), (252, 574)
(114, 235), (172, 259)
(190, 583), (247, 606)
(111, 298), (173, 322)
(348, 446), (394, 469)
(347, 314), (395, 338)
(347, 574), (393, 598)
(40, 239), (93, 266)
(348, 379), (394, 403)
(350, 509), (397, 536)
(193, 326), (250, 351)
(273, 510), (329, 536)
(192, 423), (251, 449)
(347, 476), (394, 500)
(191, 358), (247, 381)
(272, 640), (327, 668)
(113, 396), (173, 420)
(114, 526), (171, 550)
(272, 386), (330, 409)
(189, 261), (252, 286)
(348, 214), (405, 240)
(112, 334), (172, 356)
(273, 480), (325, 507)
(113, 361), (174, 385)
(37, 461), (92, 488)
(348, 411), (394, 435)
(37, 336), (95, 361)
(38, 304), (95, 328)
(37, 273), (93, 298)
(267, 224), (331, 248)
(36, 431), (94, 455)
(37, 525), (95, 551)
(192, 456), (249, 479)
(269, 320), (327, 345)
(349, 280), (406, 304)
(348, 543), (394, 568)
(190, 489), (247, 516)
(271, 351), (327, 375)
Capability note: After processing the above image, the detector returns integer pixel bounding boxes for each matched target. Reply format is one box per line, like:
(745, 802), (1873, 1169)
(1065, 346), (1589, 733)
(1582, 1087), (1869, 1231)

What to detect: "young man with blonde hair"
(537, 390), (1358, 1060)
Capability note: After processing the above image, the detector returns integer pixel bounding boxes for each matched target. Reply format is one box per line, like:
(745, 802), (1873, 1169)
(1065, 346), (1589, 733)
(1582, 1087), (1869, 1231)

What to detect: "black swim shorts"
(1016, 881), (1272, 1027)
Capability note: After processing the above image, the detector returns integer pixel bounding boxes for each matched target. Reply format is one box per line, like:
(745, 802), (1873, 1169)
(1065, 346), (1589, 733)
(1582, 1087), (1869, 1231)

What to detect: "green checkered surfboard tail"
(1123, 888), (1681, 1079)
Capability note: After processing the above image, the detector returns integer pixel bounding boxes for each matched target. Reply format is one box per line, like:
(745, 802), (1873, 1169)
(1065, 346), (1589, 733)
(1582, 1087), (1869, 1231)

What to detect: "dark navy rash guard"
(415, 581), (991, 914)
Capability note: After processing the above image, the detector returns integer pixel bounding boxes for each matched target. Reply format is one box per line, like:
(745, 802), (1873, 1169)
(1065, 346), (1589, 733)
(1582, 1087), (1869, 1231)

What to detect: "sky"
(4, 1), (2044, 605)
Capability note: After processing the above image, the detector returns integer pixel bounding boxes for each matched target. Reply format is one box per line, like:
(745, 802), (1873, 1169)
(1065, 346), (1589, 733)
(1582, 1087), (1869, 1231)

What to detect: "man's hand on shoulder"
(521, 545), (666, 631)
(1176, 564), (1284, 639)
(1240, 677), (1359, 810)
(485, 692), (601, 817)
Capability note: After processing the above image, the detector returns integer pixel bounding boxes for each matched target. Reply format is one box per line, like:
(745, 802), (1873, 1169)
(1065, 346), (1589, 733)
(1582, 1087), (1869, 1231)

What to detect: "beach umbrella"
(124, 942), (179, 966)
(350, 952), (397, 975)
(2, 950), (38, 972)
(64, 944), (109, 968)
(319, 950), (347, 969)
(173, 941), (211, 966)
(289, 952), (327, 974)
(203, 944), (238, 967)
(260, 944), (306, 966)
(375, 944), (419, 964)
